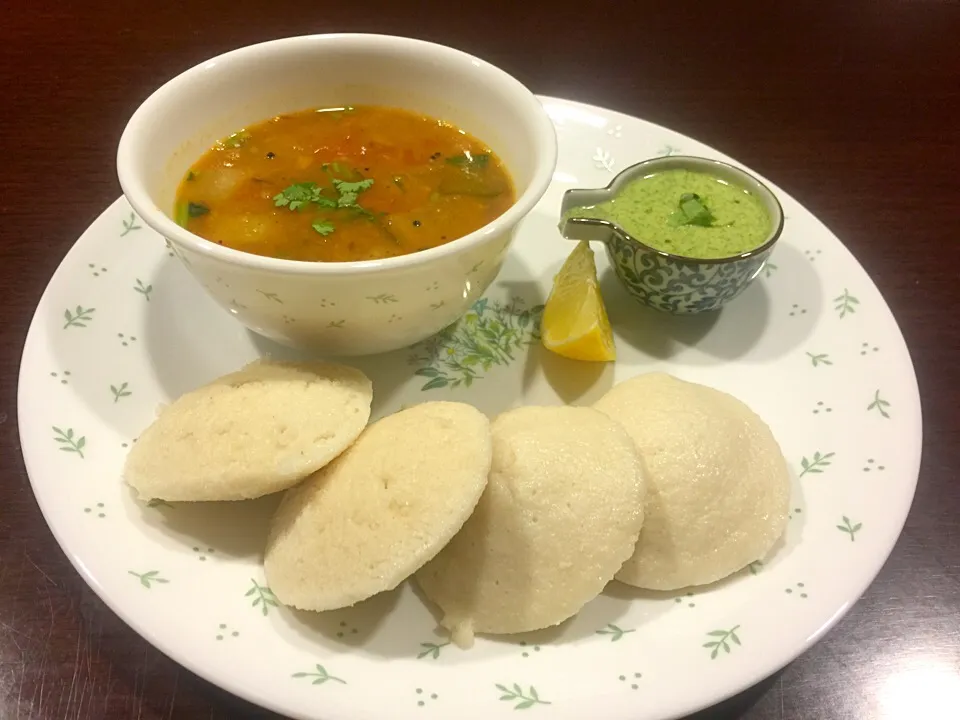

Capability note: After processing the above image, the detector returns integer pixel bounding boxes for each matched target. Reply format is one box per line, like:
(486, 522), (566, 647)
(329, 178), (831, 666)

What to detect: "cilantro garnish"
(332, 178), (375, 207)
(187, 202), (209, 218)
(312, 221), (335, 236)
(273, 182), (314, 210)
(274, 173), (376, 238)
(670, 193), (717, 227)
(273, 183), (336, 211)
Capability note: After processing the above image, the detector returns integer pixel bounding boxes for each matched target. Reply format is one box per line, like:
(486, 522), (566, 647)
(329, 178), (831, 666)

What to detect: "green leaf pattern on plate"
(52, 426), (86, 458)
(834, 289), (860, 318)
(703, 626), (741, 659)
(837, 516), (863, 542)
(595, 624), (635, 642)
(120, 212), (142, 236)
(417, 641), (450, 660)
(129, 570), (169, 589)
(133, 278), (153, 301)
(245, 578), (279, 616)
(63, 306), (95, 329)
(799, 451), (835, 478)
(367, 293), (398, 304)
(868, 389), (892, 418)
(496, 683), (551, 710)
(110, 382), (132, 402)
(292, 664), (346, 686)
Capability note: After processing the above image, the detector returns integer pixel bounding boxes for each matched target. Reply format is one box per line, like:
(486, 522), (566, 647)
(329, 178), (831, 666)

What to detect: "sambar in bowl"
(118, 34), (557, 355)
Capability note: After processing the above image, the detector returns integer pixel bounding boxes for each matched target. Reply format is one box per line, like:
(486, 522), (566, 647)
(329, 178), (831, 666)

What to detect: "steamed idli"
(264, 401), (492, 611)
(593, 372), (790, 590)
(416, 405), (645, 645)
(123, 360), (372, 502)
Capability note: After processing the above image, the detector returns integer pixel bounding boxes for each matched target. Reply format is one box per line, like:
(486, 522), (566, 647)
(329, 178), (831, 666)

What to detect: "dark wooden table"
(2, 2), (958, 718)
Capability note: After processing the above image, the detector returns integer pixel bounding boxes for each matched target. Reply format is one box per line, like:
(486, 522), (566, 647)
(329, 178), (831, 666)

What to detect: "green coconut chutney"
(566, 169), (771, 259)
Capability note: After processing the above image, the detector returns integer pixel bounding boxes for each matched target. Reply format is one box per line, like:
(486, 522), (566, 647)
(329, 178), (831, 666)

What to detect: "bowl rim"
(560, 155), (785, 265)
(116, 33), (558, 277)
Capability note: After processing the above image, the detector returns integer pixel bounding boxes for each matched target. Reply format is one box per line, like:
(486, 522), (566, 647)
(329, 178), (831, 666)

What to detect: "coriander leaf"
(332, 178), (374, 196)
(312, 221), (335, 236)
(671, 192), (716, 227)
(332, 178), (374, 209)
(187, 202), (210, 218)
(274, 182), (319, 210)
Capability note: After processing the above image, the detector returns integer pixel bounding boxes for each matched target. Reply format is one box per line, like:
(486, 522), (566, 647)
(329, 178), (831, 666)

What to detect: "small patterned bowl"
(559, 156), (783, 314)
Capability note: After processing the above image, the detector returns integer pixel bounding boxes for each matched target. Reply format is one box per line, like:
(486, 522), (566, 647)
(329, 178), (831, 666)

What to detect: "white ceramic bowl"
(117, 34), (558, 356)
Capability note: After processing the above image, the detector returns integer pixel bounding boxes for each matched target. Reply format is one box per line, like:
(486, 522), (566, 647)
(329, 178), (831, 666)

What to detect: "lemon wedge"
(540, 241), (616, 362)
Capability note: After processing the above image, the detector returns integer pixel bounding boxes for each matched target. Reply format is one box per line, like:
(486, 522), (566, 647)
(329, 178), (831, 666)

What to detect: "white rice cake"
(264, 401), (492, 612)
(123, 360), (372, 502)
(593, 372), (790, 590)
(416, 405), (645, 645)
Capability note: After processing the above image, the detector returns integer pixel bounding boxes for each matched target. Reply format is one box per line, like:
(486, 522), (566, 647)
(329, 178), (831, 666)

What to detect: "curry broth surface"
(175, 106), (515, 262)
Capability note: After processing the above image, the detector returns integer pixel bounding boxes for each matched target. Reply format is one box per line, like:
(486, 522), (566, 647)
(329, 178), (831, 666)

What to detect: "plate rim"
(17, 95), (924, 720)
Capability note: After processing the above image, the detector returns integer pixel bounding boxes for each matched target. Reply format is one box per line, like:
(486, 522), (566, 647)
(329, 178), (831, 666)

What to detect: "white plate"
(18, 97), (921, 720)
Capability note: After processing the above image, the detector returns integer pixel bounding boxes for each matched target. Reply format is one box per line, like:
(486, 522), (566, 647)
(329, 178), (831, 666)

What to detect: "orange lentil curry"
(174, 105), (515, 262)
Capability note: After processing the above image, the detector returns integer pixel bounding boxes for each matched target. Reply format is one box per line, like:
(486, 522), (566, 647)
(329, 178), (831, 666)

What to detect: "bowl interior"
(561, 155), (784, 263)
(121, 35), (551, 229)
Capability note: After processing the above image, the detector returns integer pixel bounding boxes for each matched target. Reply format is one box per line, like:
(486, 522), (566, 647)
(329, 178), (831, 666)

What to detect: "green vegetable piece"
(312, 221), (335, 236)
(438, 152), (504, 196)
(446, 153), (490, 167)
(438, 169), (507, 197)
(187, 202), (209, 218)
(174, 203), (189, 227)
(220, 131), (250, 149)
(671, 192), (716, 227)
(185, 170), (196, 181)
